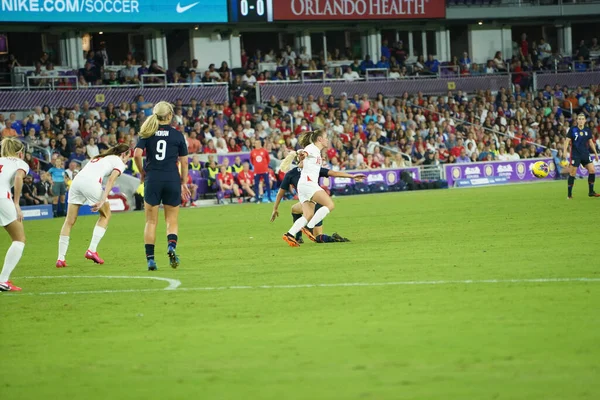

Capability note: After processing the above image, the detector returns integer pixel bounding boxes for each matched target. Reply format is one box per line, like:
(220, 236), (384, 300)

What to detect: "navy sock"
(568, 176), (575, 197)
(316, 234), (334, 243)
(145, 244), (155, 260)
(292, 213), (303, 240)
(167, 234), (178, 250)
(52, 203), (58, 215)
(589, 174), (595, 194)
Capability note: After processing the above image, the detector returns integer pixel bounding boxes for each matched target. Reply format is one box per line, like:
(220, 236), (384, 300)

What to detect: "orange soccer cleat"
(282, 233), (300, 247)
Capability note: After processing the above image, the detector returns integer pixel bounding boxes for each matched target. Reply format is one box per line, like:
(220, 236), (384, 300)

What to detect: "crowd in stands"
(1, 78), (599, 208)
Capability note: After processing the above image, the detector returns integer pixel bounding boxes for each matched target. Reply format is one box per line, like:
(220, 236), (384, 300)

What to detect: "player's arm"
(563, 137), (571, 160)
(13, 169), (26, 222)
(133, 148), (145, 181)
(92, 169), (121, 212)
(271, 175), (290, 222)
(327, 170), (367, 181)
(179, 155), (191, 201)
(589, 138), (599, 161)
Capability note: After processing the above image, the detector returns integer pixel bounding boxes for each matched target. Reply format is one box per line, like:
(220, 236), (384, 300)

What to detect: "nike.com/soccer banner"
(272, 0), (446, 20)
(0, 0), (228, 23)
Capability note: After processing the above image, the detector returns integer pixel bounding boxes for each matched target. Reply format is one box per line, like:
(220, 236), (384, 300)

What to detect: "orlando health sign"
(0, 0), (228, 23)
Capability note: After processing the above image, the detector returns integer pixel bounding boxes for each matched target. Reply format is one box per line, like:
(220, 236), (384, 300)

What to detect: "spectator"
(493, 51), (507, 72)
(575, 40), (590, 61)
(459, 51), (472, 71)
(237, 161), (257, 199)
(425, 55), (440, 74)
(342, 66), (360, 81)
(537, 38), (551, 62)
(1, 120), (17, 138)
(121, 61), (139, 84)
(217, 165), (241, 202)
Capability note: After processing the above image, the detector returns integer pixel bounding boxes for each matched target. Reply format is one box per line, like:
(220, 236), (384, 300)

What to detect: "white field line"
(2, 277), (600, 297)
(17, 275), (181, 290)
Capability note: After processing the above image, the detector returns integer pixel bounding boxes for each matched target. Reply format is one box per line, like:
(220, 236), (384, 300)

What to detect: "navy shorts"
(571, 155), (592, 168)
(144, 180), (181, 207)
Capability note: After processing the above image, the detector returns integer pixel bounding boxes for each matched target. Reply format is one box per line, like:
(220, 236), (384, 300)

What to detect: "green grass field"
(2, 181), (599, 400)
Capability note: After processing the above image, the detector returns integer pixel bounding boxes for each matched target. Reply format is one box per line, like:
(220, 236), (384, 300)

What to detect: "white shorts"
(0, 198), (17, 227)
(297, 181), (324, 204)
(68, 179), (103, 206)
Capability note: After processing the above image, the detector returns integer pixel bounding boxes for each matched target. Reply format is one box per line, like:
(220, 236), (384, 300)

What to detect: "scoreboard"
(229, 0), (274, 22)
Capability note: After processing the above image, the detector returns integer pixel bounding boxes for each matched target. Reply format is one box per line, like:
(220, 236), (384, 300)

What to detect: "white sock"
(307, 207), (330, 229)
(287, 216), (308, 236)
(58, 235), (70, 261)
(0, 241), (25, 282)
(88, 226), (107, 252)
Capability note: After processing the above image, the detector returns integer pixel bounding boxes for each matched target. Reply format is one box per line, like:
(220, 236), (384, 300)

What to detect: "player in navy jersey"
(134, 102), (190, 271)
(563, 113), (600, 199)
(271, 151), (365, 244)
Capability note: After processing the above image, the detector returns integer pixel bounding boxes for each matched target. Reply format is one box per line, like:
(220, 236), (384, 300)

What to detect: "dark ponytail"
(298, 130), (323, 147)
(93, 143), (130, 160)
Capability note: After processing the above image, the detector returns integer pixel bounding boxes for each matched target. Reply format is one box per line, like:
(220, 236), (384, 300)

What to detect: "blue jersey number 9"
(156, 140), (167, 161)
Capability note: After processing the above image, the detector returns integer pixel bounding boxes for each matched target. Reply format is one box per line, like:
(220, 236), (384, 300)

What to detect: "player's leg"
(144, 203), (160, 270)
(0, 219), (26, 292)
(306, 190), (334, 229)
(163, 181), (183, 269)
(85, 202), (111, 265)
(143, 181), (162, 270)
(584, 160), (599, 197)
(233, 183), (241, 198)
(51, 183), (60, 217)
(283, 201), (315, 246)
(290, 202), (304, 242)
(164, 205), (180, 269)
(243, 184), (256, 198)
(57, 203), (81, 267)
(567, 162), (578, 199)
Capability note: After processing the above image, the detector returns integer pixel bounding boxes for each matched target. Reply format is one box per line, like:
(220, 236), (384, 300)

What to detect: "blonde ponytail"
(139, 101), (174, 139)
(0, 137), (25, 158)
(279, 151), (297, 173)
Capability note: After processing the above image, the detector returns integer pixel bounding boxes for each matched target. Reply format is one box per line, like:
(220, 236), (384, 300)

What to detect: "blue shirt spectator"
(381, 40), (391, 61)
(360, 56), (375, 73)
(376, 56), (390, 69)
(425, 55), (440, 73)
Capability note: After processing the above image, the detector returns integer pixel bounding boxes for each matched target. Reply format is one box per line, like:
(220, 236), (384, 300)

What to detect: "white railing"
(365, 68), (389, 81)
(26, 75), (78, 90)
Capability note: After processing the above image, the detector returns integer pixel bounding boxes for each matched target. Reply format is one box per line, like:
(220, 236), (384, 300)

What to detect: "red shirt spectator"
(237, 169), (255, 186)
(326, 147), (337, 160)
(450, 145), (464, 158)
(250, 143), (270, 174)
(217, 171), (234, 186)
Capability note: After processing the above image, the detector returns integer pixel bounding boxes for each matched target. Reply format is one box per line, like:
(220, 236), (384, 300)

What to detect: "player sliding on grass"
(272, 151), (365, 244)
(563, 113), (600, 199)
(0, 138), (28, 291)
(134, 101), (190, 271)
(56, 144), (130, 267)
(282, 130), (364, 247)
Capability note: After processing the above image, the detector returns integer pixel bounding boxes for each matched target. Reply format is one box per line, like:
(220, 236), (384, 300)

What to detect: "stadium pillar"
(294, 31), (311, 58)
(364, 29), (380, 61)
(145, 31), (168, 70)
(557, 24), (572, 56)
(436, 28), (450, 63)
(62, 31), (85, 69)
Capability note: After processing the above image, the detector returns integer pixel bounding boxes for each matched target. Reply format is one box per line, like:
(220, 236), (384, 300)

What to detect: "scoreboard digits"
(229, 0), (273, 22)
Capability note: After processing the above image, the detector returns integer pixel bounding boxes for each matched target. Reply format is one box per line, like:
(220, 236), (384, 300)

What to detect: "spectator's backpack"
(369, 182), (388, 193)
(389, 181), (407, 192)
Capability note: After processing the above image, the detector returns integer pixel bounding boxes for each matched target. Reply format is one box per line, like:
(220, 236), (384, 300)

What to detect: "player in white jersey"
(56, 144), (130, 268)
(283, 130), (337, 247)
(0, 138), (29, 291)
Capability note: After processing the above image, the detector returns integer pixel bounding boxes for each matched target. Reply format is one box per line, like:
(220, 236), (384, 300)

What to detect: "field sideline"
(1, 181), (599, 400)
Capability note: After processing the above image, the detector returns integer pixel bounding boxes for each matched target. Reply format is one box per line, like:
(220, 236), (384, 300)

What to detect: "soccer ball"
(559, 159), (569, 168)
(532, 161), (550, 179)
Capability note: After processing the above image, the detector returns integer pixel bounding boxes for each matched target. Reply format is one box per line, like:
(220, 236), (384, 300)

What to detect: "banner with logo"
(325, 167), (420, 188)
(0, 0), (227, 23)
(445, 158), (556, 187)
(21, 204), (53, 221)
(272, 0), (445, 20)
(575, 159), (600, 177)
